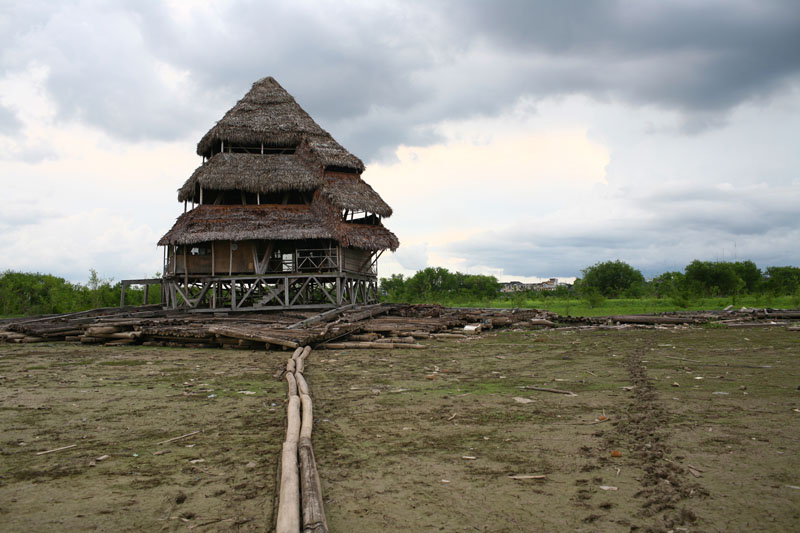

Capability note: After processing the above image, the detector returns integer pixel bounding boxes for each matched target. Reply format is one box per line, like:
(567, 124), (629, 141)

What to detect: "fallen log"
(276, 441), (300, 533)
(347, 333), (379, 342)
(298, 437), (328, 533)
(609, 315), (696, 325)
(317, 342), (427, 350)
(725, 321), (787, 328)
(375, 336), (416, 344)
(84, 326), (123, 336)
(431, 333), (467, 339)
(208, 326), (299, 349)
(520, 386), (578, 397)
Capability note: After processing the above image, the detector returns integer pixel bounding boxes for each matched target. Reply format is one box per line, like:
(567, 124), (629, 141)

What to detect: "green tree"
(579, 260), (645, 298)
(763, 266), (800, 295)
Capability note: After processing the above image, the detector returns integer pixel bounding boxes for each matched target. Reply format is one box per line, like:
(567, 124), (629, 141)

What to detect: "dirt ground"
(1, 327), (798, 532)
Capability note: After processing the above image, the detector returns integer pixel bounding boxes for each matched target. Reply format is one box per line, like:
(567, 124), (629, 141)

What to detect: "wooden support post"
(183, 247), (188, 289)
(120, 282), (126, 307)
(229, 242), (233, 276)
(143, 284), (149, 304)
(211, 242), (215, 276)
(200, 186), (203, 205)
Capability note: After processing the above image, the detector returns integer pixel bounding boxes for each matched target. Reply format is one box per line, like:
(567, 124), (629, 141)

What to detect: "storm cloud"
(0, 1), (798, 282)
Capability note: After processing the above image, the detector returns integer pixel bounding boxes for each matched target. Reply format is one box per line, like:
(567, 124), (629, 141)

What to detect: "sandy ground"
(1, 327), (798, 532)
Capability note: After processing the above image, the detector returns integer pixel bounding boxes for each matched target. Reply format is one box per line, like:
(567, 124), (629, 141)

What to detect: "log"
(724, 322), (786, 328)
(347, 333), (379, 342)
(104, 339), (135, 346)
(276, 441), (300, 533)
(286, 359), (296, 373)
(431, 333), (467, 339)
(286, 372), (298, 397)
(529, 319), (556, 327)
(22, 336), (46, 343)
(375, 336), (416, 344)
(609, 315), (695, 325)
(317, 342), (427, 350)
(208, 326), (299, 349)
(299, 437), (328, 533)
(85, 326), (123, 335)
(299, 393), (313, 440)
(295, 373), (310, 397)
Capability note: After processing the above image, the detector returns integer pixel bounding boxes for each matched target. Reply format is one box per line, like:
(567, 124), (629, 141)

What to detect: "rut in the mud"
(611, 345), (709, 531)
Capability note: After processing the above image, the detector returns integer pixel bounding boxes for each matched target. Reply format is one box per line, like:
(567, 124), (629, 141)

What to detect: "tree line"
(381, 260), (800, 307)
(0, 270), (159, 317)
(3, 259), (799, 316)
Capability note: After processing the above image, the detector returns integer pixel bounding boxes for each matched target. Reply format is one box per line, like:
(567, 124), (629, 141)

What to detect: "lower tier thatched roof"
(158, 204), (398, 251)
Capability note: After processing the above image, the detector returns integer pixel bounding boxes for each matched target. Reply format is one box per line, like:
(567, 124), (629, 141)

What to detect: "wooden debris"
(508, 474), (547, 480)
(519, 386), (577, 397)
(36, 444), (77, 455)
(317, 341), (426, 350)
(156, 430), (200, 445)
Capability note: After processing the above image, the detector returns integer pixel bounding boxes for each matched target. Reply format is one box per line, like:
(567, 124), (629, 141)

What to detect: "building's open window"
(207, 141), (297, 157)
(190, 246), (211, 256)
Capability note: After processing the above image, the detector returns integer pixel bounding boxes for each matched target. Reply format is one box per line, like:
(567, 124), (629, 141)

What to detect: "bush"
(579, 260), (645, 298)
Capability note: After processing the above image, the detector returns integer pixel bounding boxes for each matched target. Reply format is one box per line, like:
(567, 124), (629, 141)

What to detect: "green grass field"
(426, 294), (799, 316)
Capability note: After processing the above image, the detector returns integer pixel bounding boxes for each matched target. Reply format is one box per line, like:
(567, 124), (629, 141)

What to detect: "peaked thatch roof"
(177, 153), (321, 202)
(158, 204), (399, 251)
(319, 173), (393, 217)
(196, 77), (364, 172)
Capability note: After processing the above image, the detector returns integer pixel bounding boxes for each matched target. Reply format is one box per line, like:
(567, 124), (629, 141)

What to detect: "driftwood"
(724, 322), (786, 328)
(36, 444), (77, 455)
(276, 441), (300, 533)
(610, 315), (695, 325)
(317, 342), (427, 350)
(520, 386), (578, 397)
(347, 333), (379, 342)
(208, 325), (299, 349)
(374, 336), (416, 344)
(156, 430), (200, 445)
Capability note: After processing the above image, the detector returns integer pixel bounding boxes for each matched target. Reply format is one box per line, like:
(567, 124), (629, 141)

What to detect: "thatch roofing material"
(177, 153), (321, 202)
(158, 204), (399, 251)
(158, 205), (331, 246)
(336, 221), (399, 251)
(196, 77), (364, 172)
(320, 173), (393, 217)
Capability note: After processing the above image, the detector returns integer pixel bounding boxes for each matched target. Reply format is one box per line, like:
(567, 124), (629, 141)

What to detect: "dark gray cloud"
(3, 1), (797, 161)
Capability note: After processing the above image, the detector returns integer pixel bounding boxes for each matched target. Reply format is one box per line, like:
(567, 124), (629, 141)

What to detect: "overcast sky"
(1, 0), (798, 284)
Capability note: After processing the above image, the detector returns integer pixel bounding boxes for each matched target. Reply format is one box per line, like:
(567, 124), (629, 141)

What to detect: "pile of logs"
(1, 304), (798, 349)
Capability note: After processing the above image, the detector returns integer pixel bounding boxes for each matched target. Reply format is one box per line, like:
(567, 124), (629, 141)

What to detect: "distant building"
(501, 278), (571, 293)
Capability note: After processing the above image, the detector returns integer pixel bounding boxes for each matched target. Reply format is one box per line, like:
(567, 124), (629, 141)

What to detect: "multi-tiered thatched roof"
(159, 77), (397, 251)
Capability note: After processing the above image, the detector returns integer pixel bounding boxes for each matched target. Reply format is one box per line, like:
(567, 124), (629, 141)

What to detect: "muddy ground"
(1, 327), (798, 531)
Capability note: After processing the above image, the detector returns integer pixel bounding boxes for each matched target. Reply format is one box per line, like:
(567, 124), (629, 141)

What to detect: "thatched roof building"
(158, 77), (398, 310)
